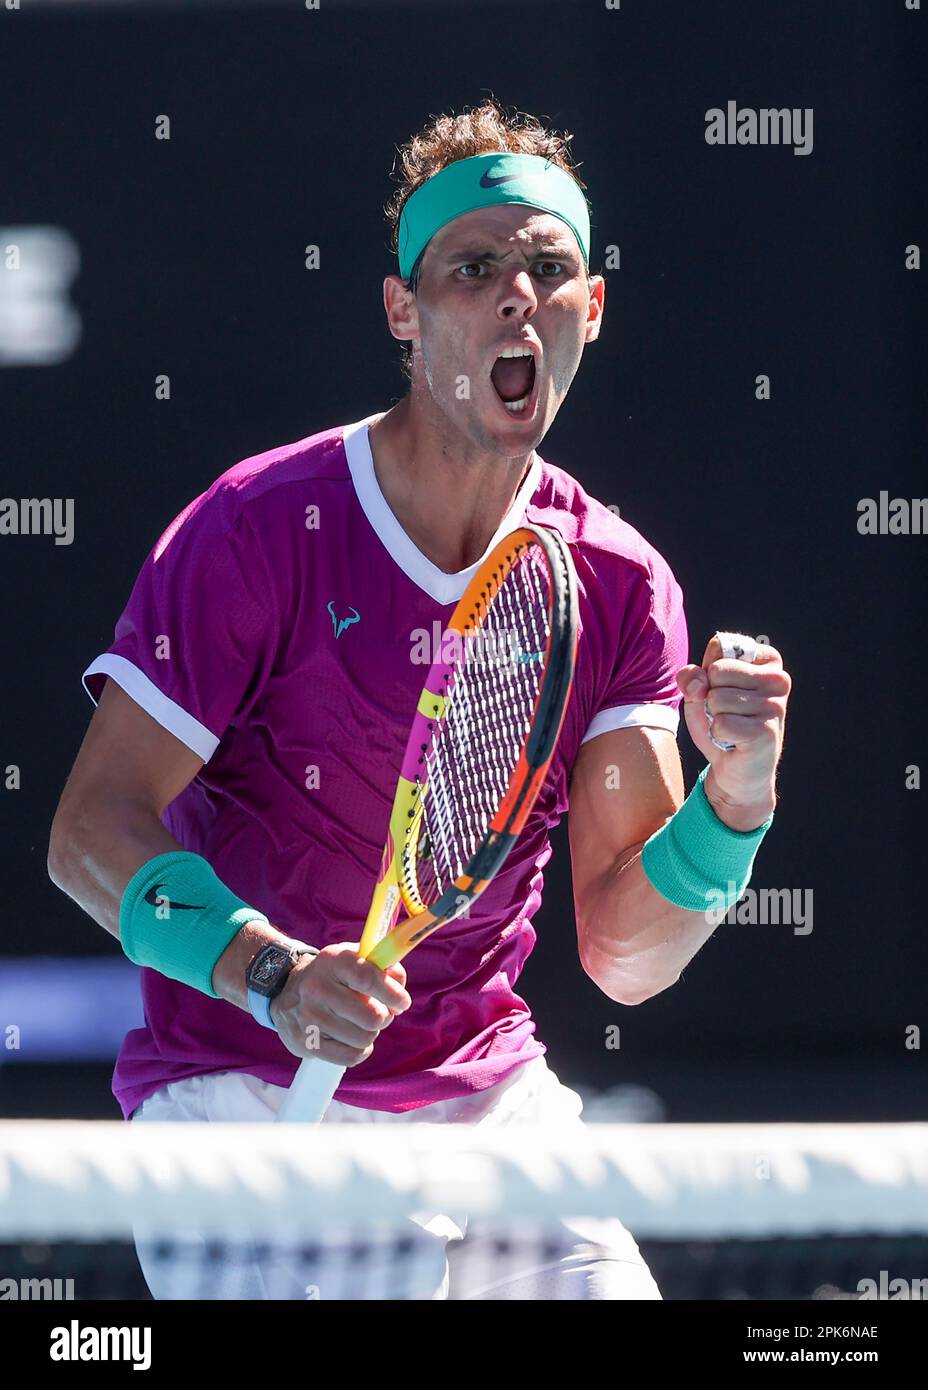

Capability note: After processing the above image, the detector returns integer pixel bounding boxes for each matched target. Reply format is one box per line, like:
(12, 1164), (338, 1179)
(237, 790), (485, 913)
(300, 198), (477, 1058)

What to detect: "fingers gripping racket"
(276, 524), (578, 1123)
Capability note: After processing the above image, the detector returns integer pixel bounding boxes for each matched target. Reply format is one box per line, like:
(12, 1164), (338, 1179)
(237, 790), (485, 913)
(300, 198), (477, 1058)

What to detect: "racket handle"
(276, 1057), (346, 1123)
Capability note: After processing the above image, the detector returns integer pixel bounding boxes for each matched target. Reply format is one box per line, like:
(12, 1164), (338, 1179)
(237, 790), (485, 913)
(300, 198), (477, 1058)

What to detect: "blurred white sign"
(0, 225), (82, 366)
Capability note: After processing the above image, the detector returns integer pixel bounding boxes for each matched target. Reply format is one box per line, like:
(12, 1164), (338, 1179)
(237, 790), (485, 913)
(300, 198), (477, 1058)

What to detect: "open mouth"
(490, 345), (537, 416)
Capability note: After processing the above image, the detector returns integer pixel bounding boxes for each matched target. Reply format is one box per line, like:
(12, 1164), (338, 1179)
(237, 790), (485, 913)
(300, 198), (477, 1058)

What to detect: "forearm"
(580, 772), (777, 1004)
(47, 799), (290, 1006)
(48, 797), (183, 942)
(579, 847), (719, 1003)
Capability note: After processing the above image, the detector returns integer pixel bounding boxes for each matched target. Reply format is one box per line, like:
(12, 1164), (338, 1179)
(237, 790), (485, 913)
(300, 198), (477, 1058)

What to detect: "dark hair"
(384, 99), (591, 382)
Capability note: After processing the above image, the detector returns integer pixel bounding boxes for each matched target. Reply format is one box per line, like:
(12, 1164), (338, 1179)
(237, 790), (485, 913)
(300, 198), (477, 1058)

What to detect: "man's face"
(387, 204), (604, 452)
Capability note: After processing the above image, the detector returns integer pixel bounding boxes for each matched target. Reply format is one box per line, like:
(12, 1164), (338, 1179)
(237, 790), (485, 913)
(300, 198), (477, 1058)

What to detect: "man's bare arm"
(569, 633), (790, 1005)
(569, 726), (718, 1004)
(47, 678), (410, 1060)
(569, 724), (778, 1005)
(47, 679), (204, 935)
(46, 679), (283, 1005)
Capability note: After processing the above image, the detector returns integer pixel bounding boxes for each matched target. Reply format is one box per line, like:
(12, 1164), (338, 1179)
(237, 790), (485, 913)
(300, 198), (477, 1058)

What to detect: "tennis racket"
(276, 523), (578, 1124)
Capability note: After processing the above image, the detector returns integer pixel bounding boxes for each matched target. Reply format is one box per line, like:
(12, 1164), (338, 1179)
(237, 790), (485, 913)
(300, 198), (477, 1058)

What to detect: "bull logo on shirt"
(327, 601), (361, 639)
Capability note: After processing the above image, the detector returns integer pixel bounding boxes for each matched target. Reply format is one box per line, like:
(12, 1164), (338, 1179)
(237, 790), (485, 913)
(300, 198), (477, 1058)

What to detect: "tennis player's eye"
(456, 260), (565, 280)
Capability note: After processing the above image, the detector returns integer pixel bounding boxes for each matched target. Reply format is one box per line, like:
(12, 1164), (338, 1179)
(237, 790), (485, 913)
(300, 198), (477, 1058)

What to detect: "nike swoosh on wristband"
(144, 885), (205, 911)
(479, 171), (520, 188)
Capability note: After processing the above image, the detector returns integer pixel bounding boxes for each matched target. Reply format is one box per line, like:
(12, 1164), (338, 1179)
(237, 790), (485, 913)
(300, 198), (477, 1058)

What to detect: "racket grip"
(276, 1057), (346, 1123)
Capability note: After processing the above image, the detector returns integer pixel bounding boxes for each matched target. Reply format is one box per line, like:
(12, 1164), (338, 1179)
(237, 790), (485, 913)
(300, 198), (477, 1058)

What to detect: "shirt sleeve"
(581, 549), (689, 746)
(82, 485), (280, 762)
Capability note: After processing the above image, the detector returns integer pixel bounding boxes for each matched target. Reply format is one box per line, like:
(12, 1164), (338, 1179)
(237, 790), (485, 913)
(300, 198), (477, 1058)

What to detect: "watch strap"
(246, 943), (318, 1031)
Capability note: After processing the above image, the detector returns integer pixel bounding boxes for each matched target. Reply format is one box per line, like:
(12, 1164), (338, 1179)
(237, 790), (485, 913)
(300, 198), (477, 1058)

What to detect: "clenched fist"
(677, 633), (792, 831)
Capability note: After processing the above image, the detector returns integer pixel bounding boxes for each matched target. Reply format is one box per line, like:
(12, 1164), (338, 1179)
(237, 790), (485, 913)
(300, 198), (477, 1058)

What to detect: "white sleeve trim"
(81, 654), (220, 762)
(581, 702), (680, 746)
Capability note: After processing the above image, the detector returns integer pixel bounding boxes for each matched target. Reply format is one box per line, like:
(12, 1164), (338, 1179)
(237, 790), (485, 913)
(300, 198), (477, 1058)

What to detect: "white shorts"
(130, 1055), (662, 1301)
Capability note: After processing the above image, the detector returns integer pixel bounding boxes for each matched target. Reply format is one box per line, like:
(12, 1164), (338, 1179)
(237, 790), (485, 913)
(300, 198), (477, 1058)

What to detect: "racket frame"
(277, 524), (578, 1123)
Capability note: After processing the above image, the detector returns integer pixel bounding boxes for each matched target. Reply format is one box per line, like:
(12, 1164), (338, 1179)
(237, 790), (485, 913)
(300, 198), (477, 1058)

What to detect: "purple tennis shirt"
(83, 412), (688, 1119)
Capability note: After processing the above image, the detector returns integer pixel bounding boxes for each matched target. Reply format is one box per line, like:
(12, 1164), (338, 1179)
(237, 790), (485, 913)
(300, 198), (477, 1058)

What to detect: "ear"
(383, 274), (419, 346)
(584, 274), (605, 345)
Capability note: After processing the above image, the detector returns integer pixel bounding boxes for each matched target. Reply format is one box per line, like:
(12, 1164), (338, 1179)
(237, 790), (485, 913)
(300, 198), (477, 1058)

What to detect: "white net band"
(2, 1122), (926, 1242)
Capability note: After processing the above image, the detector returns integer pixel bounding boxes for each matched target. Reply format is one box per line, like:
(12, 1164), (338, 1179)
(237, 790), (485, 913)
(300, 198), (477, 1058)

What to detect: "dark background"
(1, 0), (924, 1122)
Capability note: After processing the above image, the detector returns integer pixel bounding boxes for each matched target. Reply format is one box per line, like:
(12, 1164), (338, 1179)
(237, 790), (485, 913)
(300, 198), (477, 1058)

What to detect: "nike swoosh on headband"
(479, 171), (520, 188)
(144, 885), (205, 911)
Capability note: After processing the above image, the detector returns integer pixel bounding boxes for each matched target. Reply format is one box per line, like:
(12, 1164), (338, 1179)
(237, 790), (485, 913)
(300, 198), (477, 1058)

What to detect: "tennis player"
(48, 100), (790, 1300)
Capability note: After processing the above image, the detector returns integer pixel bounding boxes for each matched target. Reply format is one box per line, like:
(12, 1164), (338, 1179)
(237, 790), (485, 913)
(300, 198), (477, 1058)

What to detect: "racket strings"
(410, 544), (551, 905)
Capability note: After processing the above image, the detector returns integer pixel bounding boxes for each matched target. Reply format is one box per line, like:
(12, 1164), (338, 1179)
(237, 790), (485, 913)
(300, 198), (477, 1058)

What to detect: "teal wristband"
(640, 765), (774, 913)
(119, 851), (269, 997)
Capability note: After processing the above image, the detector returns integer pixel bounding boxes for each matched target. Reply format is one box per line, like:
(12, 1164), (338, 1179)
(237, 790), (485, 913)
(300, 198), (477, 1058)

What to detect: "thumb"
(678, 665), (708, 701)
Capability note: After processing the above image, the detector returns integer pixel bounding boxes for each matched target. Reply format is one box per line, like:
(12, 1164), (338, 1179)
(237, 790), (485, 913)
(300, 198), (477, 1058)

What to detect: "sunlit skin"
(368, 203), (605, 573)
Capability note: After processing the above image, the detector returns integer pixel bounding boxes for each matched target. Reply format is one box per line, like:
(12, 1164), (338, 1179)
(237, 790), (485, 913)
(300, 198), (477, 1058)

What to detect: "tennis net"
(1, 1122), (926, 1300)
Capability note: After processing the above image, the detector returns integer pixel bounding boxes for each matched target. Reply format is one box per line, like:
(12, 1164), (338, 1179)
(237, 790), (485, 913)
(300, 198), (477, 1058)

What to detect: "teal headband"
(397, 152), (591, 281)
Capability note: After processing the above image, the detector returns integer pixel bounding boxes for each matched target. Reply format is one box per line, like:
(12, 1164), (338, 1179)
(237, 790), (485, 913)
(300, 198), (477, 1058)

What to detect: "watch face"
(250, 947), (290, 992)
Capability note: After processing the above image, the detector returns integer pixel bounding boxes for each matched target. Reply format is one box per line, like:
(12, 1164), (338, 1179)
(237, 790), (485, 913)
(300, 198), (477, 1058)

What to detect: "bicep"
(54, 677), (205, 824)
(567, 726), (684, 923)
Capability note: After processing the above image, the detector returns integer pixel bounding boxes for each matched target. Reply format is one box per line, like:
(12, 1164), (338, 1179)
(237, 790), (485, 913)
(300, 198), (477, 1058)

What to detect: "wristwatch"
(246, 941), (318, 1030)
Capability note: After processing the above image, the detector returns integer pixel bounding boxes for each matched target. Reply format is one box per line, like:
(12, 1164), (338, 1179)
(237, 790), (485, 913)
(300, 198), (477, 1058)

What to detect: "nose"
(496, 266), (538, 318)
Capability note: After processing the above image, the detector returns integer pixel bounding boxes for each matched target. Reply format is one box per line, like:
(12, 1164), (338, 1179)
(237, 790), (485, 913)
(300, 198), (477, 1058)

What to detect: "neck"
(367, 394), (535, 574)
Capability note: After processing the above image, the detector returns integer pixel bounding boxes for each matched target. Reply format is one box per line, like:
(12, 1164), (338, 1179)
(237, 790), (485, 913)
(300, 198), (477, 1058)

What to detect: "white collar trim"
(342, 412), (543, 606)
